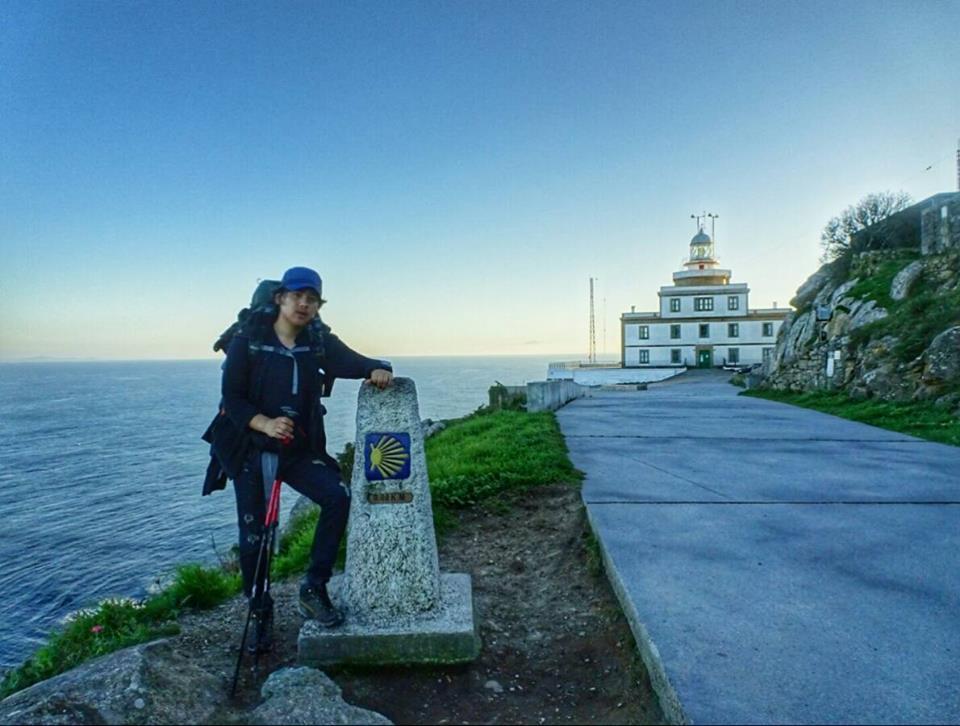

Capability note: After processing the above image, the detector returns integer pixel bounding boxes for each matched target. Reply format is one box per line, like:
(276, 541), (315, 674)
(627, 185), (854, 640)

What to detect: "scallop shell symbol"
(368, 435), (410, 479)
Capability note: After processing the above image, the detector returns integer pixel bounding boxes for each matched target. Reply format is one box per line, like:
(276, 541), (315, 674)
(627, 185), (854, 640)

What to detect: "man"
(204, 266), (392, 651)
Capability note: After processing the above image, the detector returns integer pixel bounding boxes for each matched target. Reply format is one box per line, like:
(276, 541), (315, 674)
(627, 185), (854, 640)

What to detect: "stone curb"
(582, 503), (688, 726)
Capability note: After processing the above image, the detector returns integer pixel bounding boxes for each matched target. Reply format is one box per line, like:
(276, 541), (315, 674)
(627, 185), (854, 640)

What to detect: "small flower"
(90, 625), (104, 634)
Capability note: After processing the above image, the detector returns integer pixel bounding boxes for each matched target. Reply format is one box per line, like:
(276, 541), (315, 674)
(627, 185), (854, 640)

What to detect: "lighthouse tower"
(673, 227), (732, 286)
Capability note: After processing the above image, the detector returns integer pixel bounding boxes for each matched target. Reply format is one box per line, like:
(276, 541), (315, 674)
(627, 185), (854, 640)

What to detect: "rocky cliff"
(763, 245), (960, 414)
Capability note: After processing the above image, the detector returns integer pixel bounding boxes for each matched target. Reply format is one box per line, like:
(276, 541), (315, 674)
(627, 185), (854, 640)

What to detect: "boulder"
(0, 640), (224, 725)
(421, 419), (447, 439)
(246, 667), (391, 725)
(890, 260), (924, 301)
(829, 279), (859, 306)
(825, 310), (851, 339)
(790, 266), (832, 309)
(923, 326), (960, 384)
(849, 300), (888, 330)
(778, 311), (814, 365)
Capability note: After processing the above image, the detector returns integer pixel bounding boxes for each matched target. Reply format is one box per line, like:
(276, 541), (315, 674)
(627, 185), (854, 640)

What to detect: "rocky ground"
(32, 483), (663, 725)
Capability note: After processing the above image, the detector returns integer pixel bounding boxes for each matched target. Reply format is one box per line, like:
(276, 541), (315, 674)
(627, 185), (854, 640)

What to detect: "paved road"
(557, 371), (960, 725)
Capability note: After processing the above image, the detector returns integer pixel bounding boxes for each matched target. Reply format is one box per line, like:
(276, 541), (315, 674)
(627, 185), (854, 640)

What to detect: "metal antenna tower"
(708, 212), (719, 255)
(956, 138), (959, 191)
(588, 277), (597, 364)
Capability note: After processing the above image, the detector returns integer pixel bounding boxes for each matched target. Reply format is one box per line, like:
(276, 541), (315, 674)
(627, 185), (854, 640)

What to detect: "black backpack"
(212, 279), (330, 359)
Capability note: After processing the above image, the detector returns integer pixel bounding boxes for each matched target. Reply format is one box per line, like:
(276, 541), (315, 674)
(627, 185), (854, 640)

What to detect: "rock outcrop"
(890, 260), (923, 301)
(763, 249), (960, 411)
(0, 640), (224, 725)
(0, 641), (391, 726)
(923, 326), (960, 385)
(246, 667), (391, 725)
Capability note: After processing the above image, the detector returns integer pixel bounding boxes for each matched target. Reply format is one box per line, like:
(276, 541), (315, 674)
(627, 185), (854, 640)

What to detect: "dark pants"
(233, 450), (350, 597)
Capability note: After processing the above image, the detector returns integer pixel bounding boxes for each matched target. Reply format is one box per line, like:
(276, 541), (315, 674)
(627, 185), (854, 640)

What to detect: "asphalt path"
(557, 370), (960, 725)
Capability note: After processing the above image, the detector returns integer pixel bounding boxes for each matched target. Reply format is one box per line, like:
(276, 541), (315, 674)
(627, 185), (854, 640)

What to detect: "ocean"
(0, 355), (563, 668)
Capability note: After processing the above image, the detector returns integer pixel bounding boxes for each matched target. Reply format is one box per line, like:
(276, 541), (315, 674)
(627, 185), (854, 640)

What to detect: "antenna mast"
(956, 137), (959, 191)
(588, 277), (597, 364)
(708, 212), (719, 256)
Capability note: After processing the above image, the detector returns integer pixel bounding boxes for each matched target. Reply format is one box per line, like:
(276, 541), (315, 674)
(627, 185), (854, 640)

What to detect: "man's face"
(278, 289), (321, 327)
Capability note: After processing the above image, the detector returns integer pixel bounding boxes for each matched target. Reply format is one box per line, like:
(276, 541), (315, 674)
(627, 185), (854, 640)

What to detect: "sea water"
(0, 355), (560, 668)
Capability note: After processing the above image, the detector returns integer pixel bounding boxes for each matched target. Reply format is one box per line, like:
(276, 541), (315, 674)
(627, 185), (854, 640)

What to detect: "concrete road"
(557, 370), (960, 725)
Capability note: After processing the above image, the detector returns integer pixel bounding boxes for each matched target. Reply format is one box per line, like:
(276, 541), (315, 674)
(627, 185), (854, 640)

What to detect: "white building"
(621, 227), (789, 369)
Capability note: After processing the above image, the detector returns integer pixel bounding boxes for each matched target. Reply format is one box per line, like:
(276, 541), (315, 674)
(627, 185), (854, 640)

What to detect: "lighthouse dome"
(690, 229), (712, 246)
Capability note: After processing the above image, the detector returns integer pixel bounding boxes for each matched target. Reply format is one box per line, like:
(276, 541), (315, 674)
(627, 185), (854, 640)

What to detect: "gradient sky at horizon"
(1, 0), (958, 361)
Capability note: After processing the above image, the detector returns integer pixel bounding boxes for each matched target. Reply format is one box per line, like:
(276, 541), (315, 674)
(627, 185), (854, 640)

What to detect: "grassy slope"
(845, 251), (960, 363)
(743, 389), (960, 447)
(0, 409), (580, 699)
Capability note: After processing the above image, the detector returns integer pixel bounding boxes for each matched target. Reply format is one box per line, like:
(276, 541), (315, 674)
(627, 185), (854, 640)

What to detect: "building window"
(728, 295), (739, 310)
(669, 298), (681, 313)
(728, 323), (739, 338)
(670, 324), (681, 339)
(639, 349), (650, 364)
(671, 348), (681, 364)
(762, 347), (773, 363)
(763, 322), (774, 337)
(728, 348), (740, 364)
(638, 325), (649, 340)
(694, 297), (714, 312)
(699, 324), (709, 338)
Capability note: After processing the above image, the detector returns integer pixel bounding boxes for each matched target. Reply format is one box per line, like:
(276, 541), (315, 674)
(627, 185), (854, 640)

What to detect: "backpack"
(212, 279), (330, 359)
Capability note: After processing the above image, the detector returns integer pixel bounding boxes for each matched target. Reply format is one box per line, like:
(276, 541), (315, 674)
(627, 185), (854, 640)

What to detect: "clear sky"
(1, 0), (958, 361)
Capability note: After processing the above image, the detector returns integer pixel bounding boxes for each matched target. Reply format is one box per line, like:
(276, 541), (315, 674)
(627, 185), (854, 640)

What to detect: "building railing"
(548, 360), (622, 371)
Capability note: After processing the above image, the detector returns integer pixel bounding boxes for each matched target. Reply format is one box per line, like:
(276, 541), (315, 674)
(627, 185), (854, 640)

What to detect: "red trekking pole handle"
(265, 478), (282, 527)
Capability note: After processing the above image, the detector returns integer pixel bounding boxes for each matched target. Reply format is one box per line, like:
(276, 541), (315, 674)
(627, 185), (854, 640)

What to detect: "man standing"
(204, 266), (392, 652)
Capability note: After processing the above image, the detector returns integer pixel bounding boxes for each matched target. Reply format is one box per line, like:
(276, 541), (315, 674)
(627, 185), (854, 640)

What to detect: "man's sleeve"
(323, 332), (392, 380)
(222, 335), (259, 430)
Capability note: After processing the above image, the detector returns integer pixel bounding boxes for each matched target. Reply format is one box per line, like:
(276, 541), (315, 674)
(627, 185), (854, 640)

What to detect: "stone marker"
(298, 377), (480, 666)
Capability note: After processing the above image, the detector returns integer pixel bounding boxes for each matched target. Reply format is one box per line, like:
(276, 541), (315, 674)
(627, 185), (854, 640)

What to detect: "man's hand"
(251, 414), (295, 440)
(367, 369), (393, 390)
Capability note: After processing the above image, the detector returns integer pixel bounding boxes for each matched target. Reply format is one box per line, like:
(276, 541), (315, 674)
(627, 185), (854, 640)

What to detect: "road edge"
(583, 503), (690, 725)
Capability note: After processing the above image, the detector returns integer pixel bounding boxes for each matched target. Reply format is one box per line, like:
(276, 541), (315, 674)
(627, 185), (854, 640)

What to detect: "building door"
(697, 349), (712, 368)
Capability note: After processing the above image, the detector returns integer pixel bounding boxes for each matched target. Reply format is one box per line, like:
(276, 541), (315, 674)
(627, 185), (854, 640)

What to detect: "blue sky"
(1, 0), (958, 360)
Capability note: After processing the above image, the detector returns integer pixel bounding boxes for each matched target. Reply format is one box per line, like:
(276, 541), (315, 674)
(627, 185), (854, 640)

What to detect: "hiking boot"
(298, 582), (344, 627)
(246, 592), (274, 654)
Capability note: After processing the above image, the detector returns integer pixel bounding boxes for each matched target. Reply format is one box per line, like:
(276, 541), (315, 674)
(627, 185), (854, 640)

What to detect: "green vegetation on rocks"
(743, 388), (960, 447)
(846, 250), (920, 311)
(849, 260), (960, 363)
(1, 406), (581, 701)
(0, 564), (234, 700)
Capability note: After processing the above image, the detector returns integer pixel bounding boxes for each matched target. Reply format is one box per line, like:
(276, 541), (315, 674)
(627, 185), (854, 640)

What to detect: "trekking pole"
(230, 411), (297, 696)
(250, 475), (282, 678)
(230, 473), (282, 697)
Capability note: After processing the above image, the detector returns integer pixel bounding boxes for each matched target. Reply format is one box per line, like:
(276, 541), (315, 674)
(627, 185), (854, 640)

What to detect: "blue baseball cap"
(279, 266), (322, 297)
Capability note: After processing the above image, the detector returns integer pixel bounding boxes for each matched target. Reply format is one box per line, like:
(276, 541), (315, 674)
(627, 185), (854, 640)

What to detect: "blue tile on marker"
(364, 432), (412, 481)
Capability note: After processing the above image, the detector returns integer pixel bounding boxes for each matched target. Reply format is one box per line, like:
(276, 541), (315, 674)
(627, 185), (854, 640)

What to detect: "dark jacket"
(201, 317), (391, 496)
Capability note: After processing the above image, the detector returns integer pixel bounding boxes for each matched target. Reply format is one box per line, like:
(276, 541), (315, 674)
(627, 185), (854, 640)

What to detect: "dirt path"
(175, 484), (664, 725)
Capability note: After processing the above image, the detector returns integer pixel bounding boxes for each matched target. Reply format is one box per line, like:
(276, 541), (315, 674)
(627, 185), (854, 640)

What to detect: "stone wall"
(526, 380), (587, 412)
(921, 193), (960, 255)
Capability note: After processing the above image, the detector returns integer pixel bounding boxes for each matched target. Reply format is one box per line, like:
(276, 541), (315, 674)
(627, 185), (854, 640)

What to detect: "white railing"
(548, 360), (622, 371)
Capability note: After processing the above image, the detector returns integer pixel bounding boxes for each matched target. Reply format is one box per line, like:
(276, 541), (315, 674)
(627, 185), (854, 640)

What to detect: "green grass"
(846, 251), (919, 310)
(2, 407), (581, 700)
(743, 389), (960, 447)
(850, 276), (960, 363)
(0, 563), (239, 700)
(426, 410), (582, 510)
